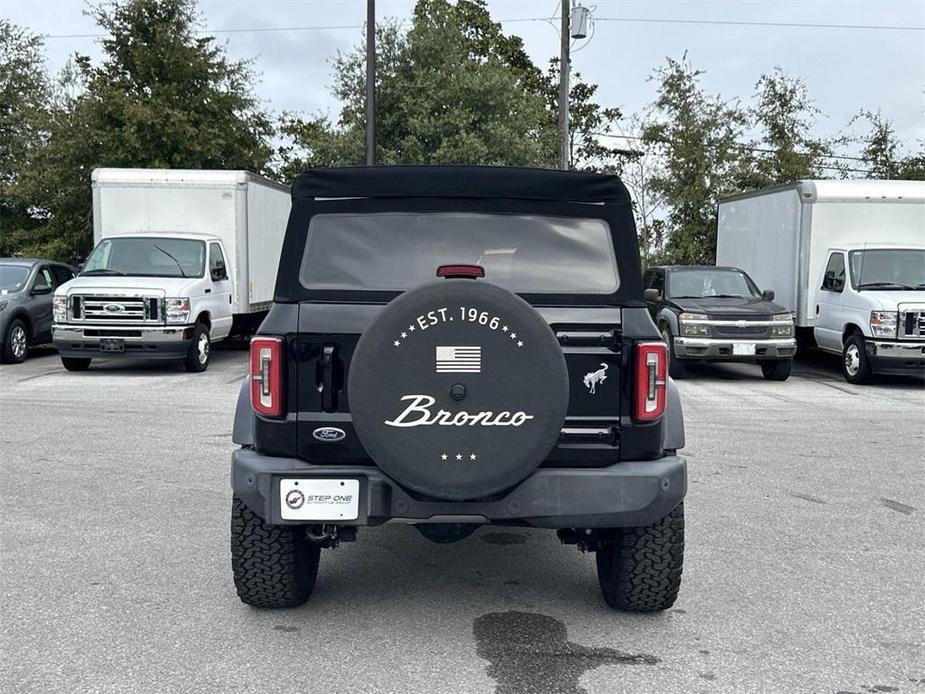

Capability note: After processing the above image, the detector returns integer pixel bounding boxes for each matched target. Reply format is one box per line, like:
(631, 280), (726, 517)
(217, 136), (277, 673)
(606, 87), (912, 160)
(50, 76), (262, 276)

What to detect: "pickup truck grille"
(713, 324), (770, 338)
(70, 295), (161, 324)
(900, 310), (925, 339)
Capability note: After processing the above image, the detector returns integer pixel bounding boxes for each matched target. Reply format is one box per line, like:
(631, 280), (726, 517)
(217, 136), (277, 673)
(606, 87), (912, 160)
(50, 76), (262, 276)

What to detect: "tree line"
(2, 0), (921, 265)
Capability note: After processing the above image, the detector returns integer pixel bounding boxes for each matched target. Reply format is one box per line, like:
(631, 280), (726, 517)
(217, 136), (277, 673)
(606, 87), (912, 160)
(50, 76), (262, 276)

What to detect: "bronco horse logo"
(583, 363), (609, 394)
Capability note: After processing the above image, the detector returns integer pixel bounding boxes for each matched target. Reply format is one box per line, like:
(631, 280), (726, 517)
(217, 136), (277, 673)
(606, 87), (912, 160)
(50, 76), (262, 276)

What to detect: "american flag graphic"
(435, 346), (482, 373)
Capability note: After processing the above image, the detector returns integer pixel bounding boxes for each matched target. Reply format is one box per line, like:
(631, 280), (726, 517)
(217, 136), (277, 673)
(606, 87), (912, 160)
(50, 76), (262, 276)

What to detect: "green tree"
(12, 0), (273, 261)
(854, 110), (925, 180)
(642, 55), (748, 264)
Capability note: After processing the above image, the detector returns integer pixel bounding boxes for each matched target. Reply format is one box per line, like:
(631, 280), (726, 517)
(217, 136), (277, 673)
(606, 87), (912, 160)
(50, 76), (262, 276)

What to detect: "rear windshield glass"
(299, 212), (619, 294)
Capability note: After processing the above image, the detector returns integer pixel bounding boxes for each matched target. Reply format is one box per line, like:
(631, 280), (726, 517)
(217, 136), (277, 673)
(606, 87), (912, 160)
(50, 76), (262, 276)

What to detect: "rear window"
(299, 212), (619, 294)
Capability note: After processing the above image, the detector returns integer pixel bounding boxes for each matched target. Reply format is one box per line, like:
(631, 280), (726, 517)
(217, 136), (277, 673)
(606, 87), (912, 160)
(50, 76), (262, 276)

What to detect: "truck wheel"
(761, 359), (792, 381)
(842, 334), (872, 385)
(184, 323), (211, 372)
(231, 496), (320, 608)
(61, 357), (91, 371)
(595, 503), (684, 612)
(660, 325), (685, 379)
(1, 318), (29, 364)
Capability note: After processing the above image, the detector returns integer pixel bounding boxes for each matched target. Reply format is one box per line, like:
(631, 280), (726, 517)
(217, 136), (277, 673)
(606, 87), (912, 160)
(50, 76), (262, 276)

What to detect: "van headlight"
(53, 296), (68, 322)
(165, 297), (191, 324)
(770, 312), (794, 337)
(678, 313), (709, 336)
(870, 311), (897, 338)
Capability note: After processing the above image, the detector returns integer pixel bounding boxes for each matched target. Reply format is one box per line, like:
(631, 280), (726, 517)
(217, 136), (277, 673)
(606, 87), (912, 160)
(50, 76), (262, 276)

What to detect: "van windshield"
(82, 237), (206, 278)
(299, 212), (619, 294)
(849, 249), (925, 290)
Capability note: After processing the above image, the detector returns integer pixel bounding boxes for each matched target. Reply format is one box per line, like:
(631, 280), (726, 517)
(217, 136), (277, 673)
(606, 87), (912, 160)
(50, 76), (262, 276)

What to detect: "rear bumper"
(52, 323), (193, 359)
(868, 339), (925, 375)
(673, 336), (796, 361)
(231, 448), (687, 529)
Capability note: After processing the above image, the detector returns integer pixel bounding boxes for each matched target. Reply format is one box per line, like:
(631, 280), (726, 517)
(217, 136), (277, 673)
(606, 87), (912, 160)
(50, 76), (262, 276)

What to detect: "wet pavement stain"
(272, 625), (300, 633)
(473, 611), (658, 694)
(787, 491), (826, 504)
(879, 498), (915, 516)
(481, 532), (528, 546)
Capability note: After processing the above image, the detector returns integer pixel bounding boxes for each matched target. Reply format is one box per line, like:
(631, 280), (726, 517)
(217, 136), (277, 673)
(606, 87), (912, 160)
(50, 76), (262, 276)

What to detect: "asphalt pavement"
(1, 346), (923, 694)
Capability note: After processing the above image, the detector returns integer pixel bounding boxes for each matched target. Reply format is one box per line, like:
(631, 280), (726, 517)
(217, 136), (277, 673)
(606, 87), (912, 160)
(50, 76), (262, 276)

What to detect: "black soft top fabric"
(292, 166), (629, 204)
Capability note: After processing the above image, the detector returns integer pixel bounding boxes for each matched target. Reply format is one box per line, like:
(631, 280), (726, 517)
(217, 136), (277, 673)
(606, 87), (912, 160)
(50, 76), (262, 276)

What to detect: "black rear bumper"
(231, 448), (687, 529)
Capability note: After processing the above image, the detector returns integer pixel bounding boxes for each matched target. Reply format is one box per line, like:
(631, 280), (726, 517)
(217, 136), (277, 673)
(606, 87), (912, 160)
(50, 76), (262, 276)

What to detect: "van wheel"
(184, 323), (211, 372)
(231, 497), (321, 608)
(761, 359), (792, 381)
(842, 334), (871, 385)
(61, 357), (92, 371)
(660, 325), (685, 379)
(1, 318), (29, 363)
(596, 503), (684, 612)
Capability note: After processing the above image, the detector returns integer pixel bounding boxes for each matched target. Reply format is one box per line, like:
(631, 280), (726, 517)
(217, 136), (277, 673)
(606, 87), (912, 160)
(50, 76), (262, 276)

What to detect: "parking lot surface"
(1, 347), (923, 694)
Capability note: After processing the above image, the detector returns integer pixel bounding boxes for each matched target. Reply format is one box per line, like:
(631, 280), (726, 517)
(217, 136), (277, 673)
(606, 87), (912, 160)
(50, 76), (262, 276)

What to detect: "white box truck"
(52, 168), (290, 372)
(717, 180), (925, 383)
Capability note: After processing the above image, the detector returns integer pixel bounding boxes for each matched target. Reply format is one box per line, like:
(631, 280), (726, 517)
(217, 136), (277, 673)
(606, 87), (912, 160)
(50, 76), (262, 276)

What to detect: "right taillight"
(634, 341), (667, 422)
(250, 337), (283, 417)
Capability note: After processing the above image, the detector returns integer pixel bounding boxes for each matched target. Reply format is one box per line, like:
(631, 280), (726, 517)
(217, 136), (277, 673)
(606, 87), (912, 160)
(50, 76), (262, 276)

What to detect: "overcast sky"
(4, 0), (924, 163)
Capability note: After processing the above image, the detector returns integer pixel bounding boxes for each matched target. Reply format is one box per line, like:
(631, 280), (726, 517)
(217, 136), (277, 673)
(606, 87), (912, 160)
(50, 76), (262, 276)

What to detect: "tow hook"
(556, 527), (609, 553)
(306, 524), (357, 549)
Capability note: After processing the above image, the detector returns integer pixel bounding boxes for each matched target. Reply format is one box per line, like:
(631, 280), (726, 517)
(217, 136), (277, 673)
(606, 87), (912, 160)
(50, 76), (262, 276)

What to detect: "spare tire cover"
(348, 279), (569, 501)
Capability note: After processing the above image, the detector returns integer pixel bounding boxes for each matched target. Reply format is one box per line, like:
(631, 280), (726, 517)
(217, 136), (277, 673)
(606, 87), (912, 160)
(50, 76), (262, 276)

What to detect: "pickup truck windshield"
(668, 269), (760, 299)
(82, 237), (206, 278)
(0, 265), (30, 292)
(849, 249), (925, 290)
(299, 212), (619, 294)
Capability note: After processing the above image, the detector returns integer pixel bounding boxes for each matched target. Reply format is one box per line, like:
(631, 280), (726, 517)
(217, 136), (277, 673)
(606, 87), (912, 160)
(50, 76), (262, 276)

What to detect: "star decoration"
(455, 454), (463, 461)
(469, 453), (477, 460)
(502, 326), (509, 332)
(401, 332), (407, 338)
(441, 453), (448, 461)
(510, 332), (517, 339)
(393, 340), (400, 347)
(517, 341), (524, 347)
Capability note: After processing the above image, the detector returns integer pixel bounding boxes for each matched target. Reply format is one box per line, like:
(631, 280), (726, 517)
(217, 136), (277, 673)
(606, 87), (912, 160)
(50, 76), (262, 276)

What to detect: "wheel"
(660, 325), (686, 379)
(1, 318), (29, 364)
(595, 503), (684, 612)
(184, 323), (211, 372)
(842, 334), (872, 385)
(61, 357), (91, 371)
(761, 359), (792, 381)
(231, 496), (320, 608)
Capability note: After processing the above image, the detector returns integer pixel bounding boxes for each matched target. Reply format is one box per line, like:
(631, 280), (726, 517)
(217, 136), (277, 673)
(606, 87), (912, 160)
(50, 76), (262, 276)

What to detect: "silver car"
(0, 259), (77, 363)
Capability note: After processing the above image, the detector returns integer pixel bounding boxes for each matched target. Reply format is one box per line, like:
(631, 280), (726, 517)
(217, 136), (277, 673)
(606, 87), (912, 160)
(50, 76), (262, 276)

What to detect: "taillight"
(250, 337), (283, 417)
(634, 341), (667, 422)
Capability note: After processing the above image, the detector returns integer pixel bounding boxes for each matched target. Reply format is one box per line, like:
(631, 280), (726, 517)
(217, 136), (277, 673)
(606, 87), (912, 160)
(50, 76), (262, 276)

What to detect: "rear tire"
(842, 334), (872, 385)
(660, 325), (686, 379)
(61, 356), (91, 371)
(231, 496), (320, 608)
(595, 503), (684, 612)
(761, 359), (792, 381)
(184, 323), (211, 373)
(1, 318), (29, 364)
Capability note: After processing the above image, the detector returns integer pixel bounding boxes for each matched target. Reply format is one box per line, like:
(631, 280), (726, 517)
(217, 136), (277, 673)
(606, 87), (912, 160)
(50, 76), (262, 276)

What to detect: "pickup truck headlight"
(165, 297), (191, 324)
(870, 311), (897, 338)
(53, 296), (68, 322)
(770, 312), (794, 337)
(678, 312), (709, 336)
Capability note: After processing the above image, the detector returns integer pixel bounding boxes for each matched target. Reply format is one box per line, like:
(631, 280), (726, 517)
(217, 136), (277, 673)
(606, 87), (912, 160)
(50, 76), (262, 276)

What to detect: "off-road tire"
(61, 356), (91, 371)
(761, 359), (792, 381)
(595, 503), (684, 612)
(1, 318), (29, 364)
(231, 496), (320, 608)
(660, 325), (686, 380)
(184, 323), (211, 373)
(842, 334), (872, 385)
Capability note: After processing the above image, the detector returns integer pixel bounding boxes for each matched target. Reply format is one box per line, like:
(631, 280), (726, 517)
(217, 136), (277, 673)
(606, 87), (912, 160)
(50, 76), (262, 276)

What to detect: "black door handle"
(204, 288), (211, 294)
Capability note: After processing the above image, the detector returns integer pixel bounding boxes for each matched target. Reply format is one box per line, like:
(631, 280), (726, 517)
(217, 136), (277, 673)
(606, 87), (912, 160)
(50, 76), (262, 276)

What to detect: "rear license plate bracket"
(280, 479), (360, 521)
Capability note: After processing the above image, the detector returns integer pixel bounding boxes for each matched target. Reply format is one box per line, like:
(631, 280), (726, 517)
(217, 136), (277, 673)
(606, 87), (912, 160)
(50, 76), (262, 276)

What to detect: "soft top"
(292, 166), (629, 204)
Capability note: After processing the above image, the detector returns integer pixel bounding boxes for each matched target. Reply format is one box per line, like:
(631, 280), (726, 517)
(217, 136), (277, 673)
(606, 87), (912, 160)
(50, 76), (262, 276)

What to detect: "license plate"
(733, 343), (756, 356)
(99, 338), (125, 352)
(280, 479), (360, 521)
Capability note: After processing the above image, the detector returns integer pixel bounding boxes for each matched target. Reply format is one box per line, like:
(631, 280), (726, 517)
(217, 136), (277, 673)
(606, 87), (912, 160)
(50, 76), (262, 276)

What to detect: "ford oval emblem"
(105, 303), (125, 313)
(313, 427), (346, 442)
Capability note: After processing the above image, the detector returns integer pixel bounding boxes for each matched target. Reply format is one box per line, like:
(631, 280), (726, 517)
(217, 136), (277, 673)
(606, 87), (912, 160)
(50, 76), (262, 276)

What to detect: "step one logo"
(436, 345), (481, 373)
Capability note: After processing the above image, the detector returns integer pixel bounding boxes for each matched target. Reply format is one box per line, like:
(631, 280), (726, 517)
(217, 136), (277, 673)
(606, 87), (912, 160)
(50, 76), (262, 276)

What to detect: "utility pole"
(365, 0), (376, 166)
(558, 0), (570, 170)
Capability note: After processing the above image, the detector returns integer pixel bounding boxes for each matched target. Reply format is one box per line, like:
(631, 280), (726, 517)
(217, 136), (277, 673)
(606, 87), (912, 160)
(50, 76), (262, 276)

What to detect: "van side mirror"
(822, 271), (835, 290)
(211, 260), (227, 281)
(762, 289), (775, 301)
(31, 285), (53, 296)
(644, 288), (662, 302)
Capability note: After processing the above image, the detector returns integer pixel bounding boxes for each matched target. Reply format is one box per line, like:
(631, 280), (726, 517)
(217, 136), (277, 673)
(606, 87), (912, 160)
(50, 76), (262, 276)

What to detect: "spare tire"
(348, 279), (569, 501)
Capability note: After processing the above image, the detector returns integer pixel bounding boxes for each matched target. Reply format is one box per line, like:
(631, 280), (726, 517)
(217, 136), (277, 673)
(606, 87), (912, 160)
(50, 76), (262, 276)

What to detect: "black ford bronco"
(230, 166), (687, 612)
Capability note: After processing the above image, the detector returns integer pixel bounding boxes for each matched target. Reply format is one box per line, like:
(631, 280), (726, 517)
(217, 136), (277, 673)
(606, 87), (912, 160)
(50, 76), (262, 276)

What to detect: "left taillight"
(634, 341), (667, 422)
(250, 337), (283, 417)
